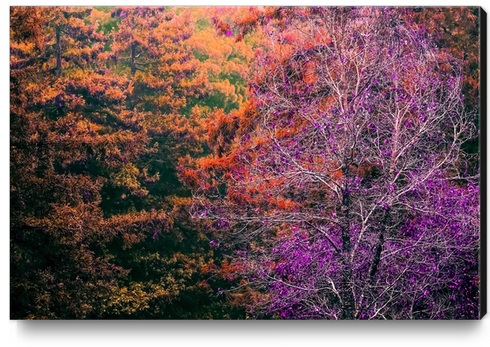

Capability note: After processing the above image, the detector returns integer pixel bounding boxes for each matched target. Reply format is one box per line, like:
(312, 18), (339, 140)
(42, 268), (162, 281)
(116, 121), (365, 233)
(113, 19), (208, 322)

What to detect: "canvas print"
(10, 6), (484, 320)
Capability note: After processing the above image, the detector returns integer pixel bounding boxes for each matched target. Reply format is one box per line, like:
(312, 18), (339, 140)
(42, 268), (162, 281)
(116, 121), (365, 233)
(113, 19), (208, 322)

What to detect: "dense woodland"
(10, 6), (481, 319)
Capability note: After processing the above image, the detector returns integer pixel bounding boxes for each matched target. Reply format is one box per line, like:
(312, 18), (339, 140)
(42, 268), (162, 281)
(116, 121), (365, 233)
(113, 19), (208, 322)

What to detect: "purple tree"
(186, 7), (480, 319)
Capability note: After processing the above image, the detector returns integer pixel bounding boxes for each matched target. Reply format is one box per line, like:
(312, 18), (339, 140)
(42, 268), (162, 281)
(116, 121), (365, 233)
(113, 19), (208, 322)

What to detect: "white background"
(2, 1), (489, 346)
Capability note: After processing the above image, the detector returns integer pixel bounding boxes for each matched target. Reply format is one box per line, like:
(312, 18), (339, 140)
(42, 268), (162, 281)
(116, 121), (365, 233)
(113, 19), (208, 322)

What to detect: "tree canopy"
(10, 6), (482, 320)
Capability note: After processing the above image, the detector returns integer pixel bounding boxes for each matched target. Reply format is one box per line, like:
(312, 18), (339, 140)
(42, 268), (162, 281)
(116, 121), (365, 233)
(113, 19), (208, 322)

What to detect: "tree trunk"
(131, 43), (136, 77)
(355, 211), (387, 319)
(56, 26), (61, 77)
(368, 228), (384, 280)
(340, 169), (355, 319)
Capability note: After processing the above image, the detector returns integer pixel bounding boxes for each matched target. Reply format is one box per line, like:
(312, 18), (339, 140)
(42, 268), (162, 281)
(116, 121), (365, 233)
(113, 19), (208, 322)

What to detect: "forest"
(10, 6), (481, 320)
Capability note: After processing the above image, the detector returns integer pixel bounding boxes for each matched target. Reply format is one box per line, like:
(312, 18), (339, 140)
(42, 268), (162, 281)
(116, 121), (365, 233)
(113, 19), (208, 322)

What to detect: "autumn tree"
(106, 7), (208, 111)
(94, 7), (201, 210)
(10, 6), (174, 319)
(184, 7), (480, 319)
(10, 5), (251, 320)
(408, 7), (481, 166)
(96, 7), (247, 318)
(184, 7), (262, 113)
(408, 7), (481, 111)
